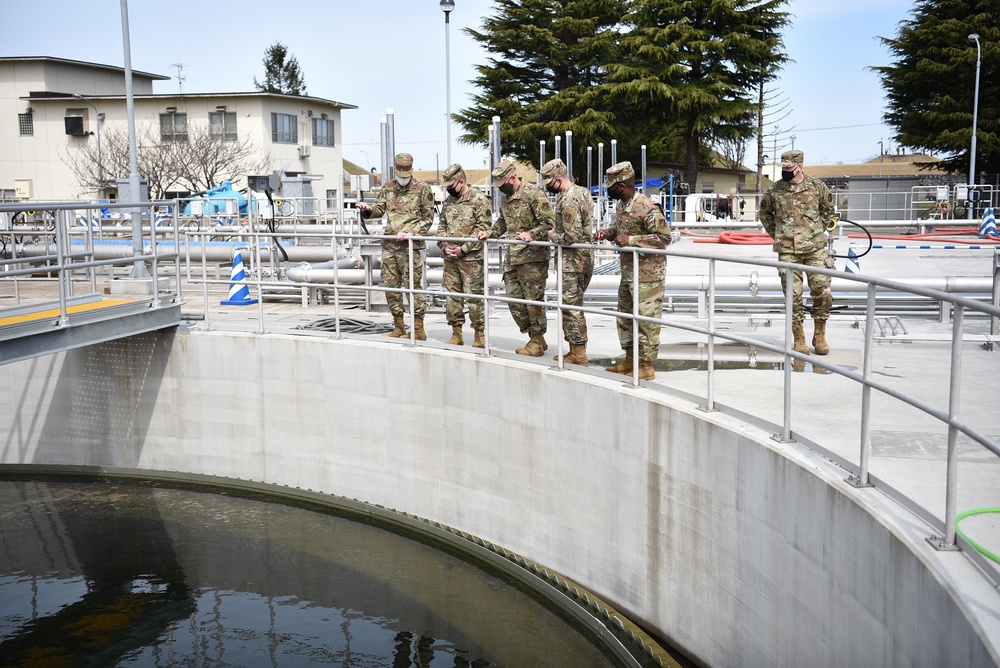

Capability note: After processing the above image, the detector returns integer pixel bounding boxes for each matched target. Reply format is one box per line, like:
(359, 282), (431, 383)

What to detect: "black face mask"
(607, 185), (624, 201)
(446, 186), (462, 198)
(545, 181), (560, 194)
(498, 182), (515, 196)
(780, 169), (796, 182)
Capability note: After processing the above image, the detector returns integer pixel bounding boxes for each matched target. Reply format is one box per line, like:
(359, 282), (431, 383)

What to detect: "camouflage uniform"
(759, 171), (835, 326)
(363, 176), (435, 318)
(550, 182), (594, 345)
(607, 186), (672, 363)
(486, 171), (555, 336)
(437, 185), (492, 328)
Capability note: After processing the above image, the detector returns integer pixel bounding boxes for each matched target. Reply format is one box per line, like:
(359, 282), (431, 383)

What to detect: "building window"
(326, 189), (337, 209)
(271, 113), (297, 144)
(210, 111), (238, 141)
(312, 118), (335, 147)
(18, 113), (34, 137)
(700, 181), (714, 193)
(160, 112), (188, 142)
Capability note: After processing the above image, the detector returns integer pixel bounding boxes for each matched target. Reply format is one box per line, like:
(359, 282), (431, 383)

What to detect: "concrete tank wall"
(1, 329), (997, 667)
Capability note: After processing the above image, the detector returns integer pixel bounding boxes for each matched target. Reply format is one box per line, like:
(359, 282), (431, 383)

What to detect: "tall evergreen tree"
(873, 0), (998, 178)
(605, 0), (790, 187)
(455, 0), (625, 178)
(254, 41), (307, 96)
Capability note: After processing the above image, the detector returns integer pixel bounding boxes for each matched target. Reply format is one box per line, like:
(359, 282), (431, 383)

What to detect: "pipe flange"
(749, 270), (759, 297)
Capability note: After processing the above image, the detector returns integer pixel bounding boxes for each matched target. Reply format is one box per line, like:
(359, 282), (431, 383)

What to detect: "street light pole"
(440, 0), (455, 166)
(72, 93), (103, 198)
(968, 33), (982, 189)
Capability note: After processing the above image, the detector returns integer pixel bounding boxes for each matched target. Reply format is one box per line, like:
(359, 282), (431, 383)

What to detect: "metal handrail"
(5, 208), (997, 570)
(176, 228), (1000, 562)
(1, 201), (182, 317)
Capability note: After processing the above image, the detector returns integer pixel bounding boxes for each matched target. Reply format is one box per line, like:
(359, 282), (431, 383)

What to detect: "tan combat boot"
(606, 349), (633, 374)
(812, 320), (830, 355)
(516, 333), (546, 357)
(472, 327), (485, 349)
(792, 323), (810, 354)
(446, 325), (464, 346)
(387, 314), (407, 338)
(554, 343), (588, 365)
(413, 318), (427, 341)
(625, 360), (656, 380)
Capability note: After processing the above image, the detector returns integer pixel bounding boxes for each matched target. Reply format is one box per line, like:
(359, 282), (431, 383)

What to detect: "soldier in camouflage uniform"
(594, 161), (672, 380)
(357, 153), (435, 341)
(437, 163), (492, 348)
(477, 159), (555, 357)
(759, 149), (834, 355)
(541, 158), (594, 365)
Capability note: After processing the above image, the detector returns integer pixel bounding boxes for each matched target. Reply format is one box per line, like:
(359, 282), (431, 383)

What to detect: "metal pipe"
(641, 145), (647, 195)
(539, 140), (545, 186)
(387, 109), (396, 180)
(565, 131), (573, 179)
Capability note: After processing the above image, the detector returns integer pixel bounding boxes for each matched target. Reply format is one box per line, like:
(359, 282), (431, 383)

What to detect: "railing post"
(407, 237), (416, 345)
(555, 243), (565, 368)
(55, 210), (72, 326)
(630, 247), (640, 387)
(331, 228), (342, 339)
(928, 304), (966, 551)
(848, 284), (877, 488)
(700, 259), (717, 412)
(775, 262), (795, 442)
(991, 249), (999, 348)
(481, 239), (491, 355)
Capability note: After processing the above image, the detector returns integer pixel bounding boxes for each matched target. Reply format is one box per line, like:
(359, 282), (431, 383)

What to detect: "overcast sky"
(5, 0), (921, 172)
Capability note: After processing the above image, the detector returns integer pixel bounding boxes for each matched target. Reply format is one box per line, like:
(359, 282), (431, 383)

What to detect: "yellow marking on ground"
(0, 299), (138, 327)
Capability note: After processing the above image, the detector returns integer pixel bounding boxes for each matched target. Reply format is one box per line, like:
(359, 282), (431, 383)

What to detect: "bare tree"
(172, 125), (272, 194)
(64, 123), (271, 199)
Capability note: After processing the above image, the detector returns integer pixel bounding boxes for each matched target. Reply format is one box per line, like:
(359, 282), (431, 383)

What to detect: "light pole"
(72, 93), (103, 197)
(968, 33), (982, 190)
(440, 0), (455, 166)
(878, 139), (883, 177)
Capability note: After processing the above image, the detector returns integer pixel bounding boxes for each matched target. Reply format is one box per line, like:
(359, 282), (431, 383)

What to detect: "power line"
(794, 123), (885, 133)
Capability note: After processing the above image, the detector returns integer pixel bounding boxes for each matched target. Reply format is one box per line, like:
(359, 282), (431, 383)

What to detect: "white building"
(1, 56), (356, 209)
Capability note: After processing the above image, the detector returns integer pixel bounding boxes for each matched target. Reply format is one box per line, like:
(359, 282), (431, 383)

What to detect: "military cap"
(539, 158), (568, 186)
(491, 159), (517, 186)
(602, 161), (635, 189)
(394, 152), (414, 177)
(780, 150), (804, 168)
(441, 163), (466, 187)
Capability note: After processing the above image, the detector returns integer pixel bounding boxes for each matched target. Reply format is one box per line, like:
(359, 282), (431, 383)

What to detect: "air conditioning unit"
(298, 145), (311, 159)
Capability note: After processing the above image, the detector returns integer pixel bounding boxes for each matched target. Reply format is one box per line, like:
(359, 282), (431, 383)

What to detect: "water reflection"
(0, 478), (617, 667)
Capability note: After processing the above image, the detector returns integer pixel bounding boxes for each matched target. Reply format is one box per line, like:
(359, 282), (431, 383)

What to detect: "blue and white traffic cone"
(220, 248), (258, 306)
(979, 208), (997, 238)
(844, 243), (860, 274)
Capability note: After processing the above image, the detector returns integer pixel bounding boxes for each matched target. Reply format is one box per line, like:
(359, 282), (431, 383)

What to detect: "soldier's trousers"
(559, 267), (593, 344)
(442, 258), (485, 328)
(777, 250), (833, 325)
(616, 265), (664, 363)
(503, 261), (548, 335)
(381, 244), (425, 319)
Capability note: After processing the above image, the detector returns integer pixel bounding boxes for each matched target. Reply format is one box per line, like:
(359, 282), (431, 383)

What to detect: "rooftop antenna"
(172, 62), (185, 94)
